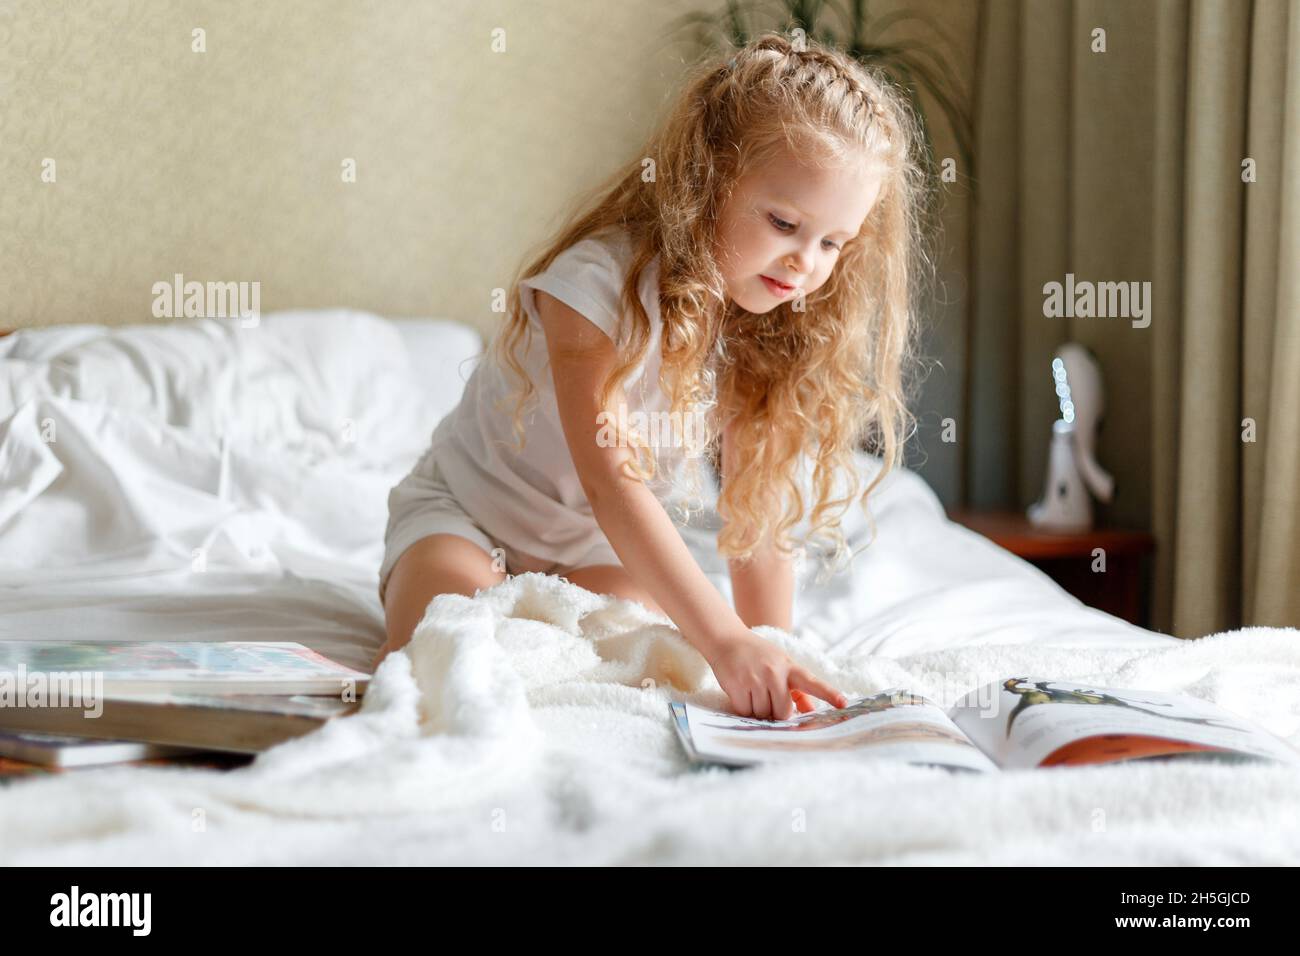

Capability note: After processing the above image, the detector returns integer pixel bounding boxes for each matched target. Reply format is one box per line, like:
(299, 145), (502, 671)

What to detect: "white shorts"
(378, 450), (621, 606)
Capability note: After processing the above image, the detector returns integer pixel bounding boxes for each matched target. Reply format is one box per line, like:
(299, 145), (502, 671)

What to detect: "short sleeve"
(517, 228), (630, 346)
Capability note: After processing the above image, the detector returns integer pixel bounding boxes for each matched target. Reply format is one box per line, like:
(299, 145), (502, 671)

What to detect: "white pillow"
(0, 310), (483, 470)
(389, 316), (484, 424)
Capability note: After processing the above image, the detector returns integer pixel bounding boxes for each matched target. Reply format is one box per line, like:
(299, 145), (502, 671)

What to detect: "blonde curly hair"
(489, 31), (933, 583)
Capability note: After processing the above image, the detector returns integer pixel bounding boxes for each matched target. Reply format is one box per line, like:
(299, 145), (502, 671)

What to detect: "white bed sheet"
(0, 311), (480, 672)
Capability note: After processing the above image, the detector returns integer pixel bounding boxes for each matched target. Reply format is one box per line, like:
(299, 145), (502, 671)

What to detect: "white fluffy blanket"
(2, 571), (1298, 866)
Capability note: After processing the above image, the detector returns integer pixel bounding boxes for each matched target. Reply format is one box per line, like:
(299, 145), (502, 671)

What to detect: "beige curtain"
(969, 0), (1299, 637)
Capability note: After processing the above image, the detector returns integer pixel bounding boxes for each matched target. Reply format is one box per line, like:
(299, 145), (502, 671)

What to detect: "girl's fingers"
(789, 669), (848, 709)
(771, 686), (793, 721)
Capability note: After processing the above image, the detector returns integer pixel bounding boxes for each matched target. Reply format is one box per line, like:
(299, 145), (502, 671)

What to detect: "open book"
(670, 676), (1300, 771)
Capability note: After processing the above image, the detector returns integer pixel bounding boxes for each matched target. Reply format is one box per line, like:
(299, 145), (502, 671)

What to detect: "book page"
(949, 677), (1300, 769)
(679, 690), (999, 772)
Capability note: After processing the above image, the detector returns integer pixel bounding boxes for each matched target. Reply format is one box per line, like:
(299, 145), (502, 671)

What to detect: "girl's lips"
(760, 275), (796, 297)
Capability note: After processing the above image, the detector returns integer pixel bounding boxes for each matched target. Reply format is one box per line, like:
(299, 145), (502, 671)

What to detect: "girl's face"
(713, 148), (883, 314)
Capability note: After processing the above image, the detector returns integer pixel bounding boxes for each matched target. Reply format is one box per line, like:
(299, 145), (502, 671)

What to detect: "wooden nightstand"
(946, 509), (1156, 628)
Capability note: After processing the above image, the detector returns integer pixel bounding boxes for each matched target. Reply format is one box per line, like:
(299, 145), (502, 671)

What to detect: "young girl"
(375, 32), (929, 721)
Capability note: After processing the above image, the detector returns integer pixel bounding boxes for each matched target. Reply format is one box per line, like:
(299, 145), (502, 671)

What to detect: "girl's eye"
(768, 213), (842, 251)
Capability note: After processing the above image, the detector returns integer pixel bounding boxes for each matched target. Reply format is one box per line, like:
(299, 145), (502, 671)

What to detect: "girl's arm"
(537, 292), (752, 659)
(721, 417), (795, 631)
(537, 291), (848, 720)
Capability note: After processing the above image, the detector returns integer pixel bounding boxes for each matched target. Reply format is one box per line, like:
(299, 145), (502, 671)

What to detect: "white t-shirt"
(423, 225), (701, 569)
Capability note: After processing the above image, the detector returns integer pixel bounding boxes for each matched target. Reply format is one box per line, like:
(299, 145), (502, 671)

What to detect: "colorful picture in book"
(1039, 734), (1242, 767)
(1000, 678), (1252, 739)
(0, 642), (344, 675)
(0, 642), (191, 671)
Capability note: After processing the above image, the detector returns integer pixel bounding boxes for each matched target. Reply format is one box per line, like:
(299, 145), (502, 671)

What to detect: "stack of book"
(0, 641), (370, 775)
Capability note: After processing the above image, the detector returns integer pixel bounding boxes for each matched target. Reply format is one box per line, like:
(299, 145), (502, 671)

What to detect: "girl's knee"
(381, 535), (504, 653)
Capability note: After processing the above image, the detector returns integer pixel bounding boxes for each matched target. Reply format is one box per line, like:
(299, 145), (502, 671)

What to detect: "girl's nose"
(786, 243), (815, 276)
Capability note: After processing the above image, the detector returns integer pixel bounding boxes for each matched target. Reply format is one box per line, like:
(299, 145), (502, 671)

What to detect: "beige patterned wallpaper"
(0, 0), (716, 333)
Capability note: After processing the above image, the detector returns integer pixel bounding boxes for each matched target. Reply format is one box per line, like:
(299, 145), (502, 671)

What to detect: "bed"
(1, 310), (1297, 865)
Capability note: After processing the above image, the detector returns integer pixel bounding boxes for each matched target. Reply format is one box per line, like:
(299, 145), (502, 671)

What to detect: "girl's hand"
(704, 628), (848, 721)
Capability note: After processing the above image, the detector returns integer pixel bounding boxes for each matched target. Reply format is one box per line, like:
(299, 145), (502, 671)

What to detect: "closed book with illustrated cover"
(0, 640), (369, 697)
(0, 730), (203, 768)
